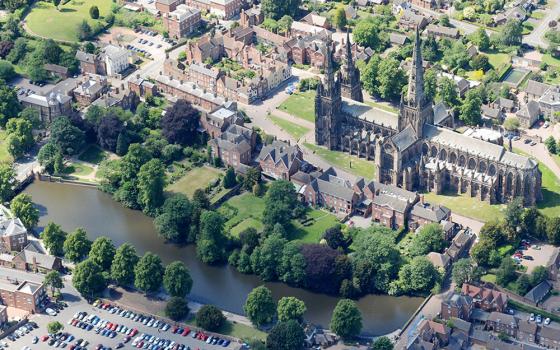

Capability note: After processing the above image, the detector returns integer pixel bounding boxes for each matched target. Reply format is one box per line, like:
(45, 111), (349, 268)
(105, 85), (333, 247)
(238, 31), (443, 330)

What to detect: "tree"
(504, 197), (524, 235)
(162, 99), (200, 145)
(516, 274), (531, 295)
(10, 193), (39, 229)
(263, 180), (298, 229)
(496, 257), (517, 286)
(452, 258), (481, 287)
(165, 296), (190, 321)
(97, 114), (124, 152)
(49, 116), (85, 155)
(438, 77), (459, 108)
(197, 211), (227, 264)
(89, 5), (99, 19)
(193, 189), (210, 210)
(243, 168), (261, 190)
(323, 226), (347, 250)
(545, 136), (557, 154)
(424, 69), (437, 101)
(121, 143), (152, 181)
(53, 152), (64, 175)
(361, 54), (380, 96)
(300, 244), (345, 295)
(471, 54), (490, 71)
(6, 118), (34, 159)
(470, 28), (490, 50)
(353, 19), (382, 51)
(459, 89), (482, 125)
(244, 286), (276, 327)
(277, 15), (293, 34)
(499, 20), (523, 46)
(277, 296), (306, 322)
(530, 266), (548, 286)
(372, 337), (394, 350)
(44, 271), (63, 295)
(154, 194), (193, 243)
(503, 117), (520, 132)
(251, 232), (287, 281)
(47, 321), (63, 334)
(72, 259), (107, 298)
(261, 0), (300, 19)
(0, 60), (15, 81)
(19, 107), (41, 129)
(390, 256), (440, 295)
(0, 82), (20, 126)
(422, 35), (440, 62)
(137, 159), (165, 215)
(42, 222), (66, 256)
(443, 41), (470, 70)
(471, 239), (499, 267)
(110, 243), (139, 286)
(38, 143), (62, 174)
(333, 7), (347, 30)
(278, 241), (306, 287)
(377, 57), (406, 101)
(330, 299), (362, 339)
(63, 228), (92, 263)
(439, 15), (451, 27)
(134, 252), (164, 294)
(547, 217), (560, 245)
(163, 261), (193, 298)
(409, 223), (446, 257)
(196, 305), (226, 331)
(223, 167), (237, 189)
(78, 20), (92, 41)
(266, 320), (305, 350)
(89, 236), (116, 271)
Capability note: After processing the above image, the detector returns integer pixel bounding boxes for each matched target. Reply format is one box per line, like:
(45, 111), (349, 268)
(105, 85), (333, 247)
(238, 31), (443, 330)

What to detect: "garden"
(25, 0), (113, 42)
(166, 166), (224, 199)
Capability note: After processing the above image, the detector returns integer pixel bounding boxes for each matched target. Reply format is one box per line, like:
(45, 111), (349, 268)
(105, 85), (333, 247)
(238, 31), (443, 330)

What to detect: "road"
(523, 0), (560, 49)
(410, 5), (492, 36)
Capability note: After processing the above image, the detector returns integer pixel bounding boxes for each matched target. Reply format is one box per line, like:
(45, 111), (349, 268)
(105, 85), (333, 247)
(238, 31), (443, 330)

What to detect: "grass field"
(64, 162), (94, 177)
(514, 148), (560, 218)
(221, 192), (338, 242)
(185, 318), (266, 342)
(0, 131), (12, 163)
(277, 91), (316, 122)
(166, 166), (223, 198)
(268, 114), (310, 140)
(485, 52), (511, 69)
(530, 11), (545, 19)
(304, 143), (376, 179)
(78, 144), (107, 164)
(422, 191), (506, 222)
(26, 0), (113, 42)
(543, 54), (560, 68)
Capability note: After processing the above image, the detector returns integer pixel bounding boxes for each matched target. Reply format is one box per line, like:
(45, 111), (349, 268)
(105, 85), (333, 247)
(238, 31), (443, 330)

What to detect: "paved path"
(523, 1), (560, 48)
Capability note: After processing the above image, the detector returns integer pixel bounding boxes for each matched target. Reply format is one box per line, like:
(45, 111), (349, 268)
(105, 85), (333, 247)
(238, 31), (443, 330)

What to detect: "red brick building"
(0, 280), (47, 313)
(0, 218), (28, 252)
(209, 124), (256, 168)
(128, 76), (157, 98)
(461, 284), (508, 313)
(155, 0), (183, 13)
(185, 0), (242, 19)
(257, 141), (304, 181)
(302, 168), (359, 216)
(163, 4), (201, 39)
(408, 199), (451, 232)
(441, 293), (474, 321)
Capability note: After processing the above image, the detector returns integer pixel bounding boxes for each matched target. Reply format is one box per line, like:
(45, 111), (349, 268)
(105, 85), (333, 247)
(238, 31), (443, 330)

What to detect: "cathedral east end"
(315, 28), (542, 206)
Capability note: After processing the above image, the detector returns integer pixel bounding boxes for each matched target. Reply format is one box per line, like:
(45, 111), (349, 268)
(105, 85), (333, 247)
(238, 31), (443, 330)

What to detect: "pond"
(25, 181), (423, 336)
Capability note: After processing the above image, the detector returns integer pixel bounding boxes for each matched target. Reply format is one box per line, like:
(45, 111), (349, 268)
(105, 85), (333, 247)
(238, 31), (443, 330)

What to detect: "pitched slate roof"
(392, 125), (418, 151)
(433, 102), (450, 126)
(524, 280), (552, 304)
(427, 252), (450, 269)
(524, 80), (551, 97)
(410, 202), (450, 222)
(0, 218), (26, 237)
(309, 174), (355, 202)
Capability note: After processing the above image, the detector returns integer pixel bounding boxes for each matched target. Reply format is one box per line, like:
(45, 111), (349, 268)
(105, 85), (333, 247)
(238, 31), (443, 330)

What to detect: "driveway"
(518, 243), (557, 274)
(523, 1), (560, 48)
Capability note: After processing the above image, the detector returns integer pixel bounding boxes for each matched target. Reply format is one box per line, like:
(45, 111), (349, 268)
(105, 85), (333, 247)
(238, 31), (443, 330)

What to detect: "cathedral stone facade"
(315, 28), (542, 206)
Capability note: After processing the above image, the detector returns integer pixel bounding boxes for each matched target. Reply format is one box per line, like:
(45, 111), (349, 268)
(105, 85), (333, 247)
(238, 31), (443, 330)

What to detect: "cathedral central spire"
(324, 35), (336, 94)
(406, 26), (425, 107)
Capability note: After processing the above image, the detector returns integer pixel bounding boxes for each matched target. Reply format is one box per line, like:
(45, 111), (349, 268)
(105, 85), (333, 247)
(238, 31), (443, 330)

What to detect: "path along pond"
(25, 181), (423, 336)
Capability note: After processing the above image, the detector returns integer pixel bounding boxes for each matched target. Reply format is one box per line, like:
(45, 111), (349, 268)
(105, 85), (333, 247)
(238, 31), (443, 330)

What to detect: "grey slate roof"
(524, 80), (551, 97)
(433, 102), (450, 125)
(389, 32), (408, 45)
(257, 140), (302, 167)
(516, 100), (541, 121)
(450, 317), (471, 334)
(309, 175), (355, 201)
(392, 125), (418, 151)
(17, 249), (59, 270)
(410, 202), (450, 222)
(524, 280), (552, 304)
(423, 124), (537, 169)
(0, 218), (27, 237)
(341, 99), (398, 129)
(189, 63), (221, 79)
(372, 193), (409, 213)
(482, 105), (504, 120)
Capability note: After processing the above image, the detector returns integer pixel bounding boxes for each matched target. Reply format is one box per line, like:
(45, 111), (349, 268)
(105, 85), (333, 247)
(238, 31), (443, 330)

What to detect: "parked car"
(45, 308), (57, 316)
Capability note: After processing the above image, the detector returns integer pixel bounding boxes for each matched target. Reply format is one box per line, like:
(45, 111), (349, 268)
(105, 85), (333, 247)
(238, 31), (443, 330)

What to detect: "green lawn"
(364, 100), (399, 114)
(290, 208), (339, 243)
(481, 273), (497, 283)
(26, 0), (113, 42)
(422, 191), (506, 222)
(64, 162), (94, 177)
(530, 11), (545, 19)
(304, 143), (376, 180)
(185, 318), (266, 342)
(515, 148), (560, 218)
(268, 114), (310, 140)
(277, 91), (316, 122)
(166, 166), (223, 198)
(485, 52), (511, 69)
(220, 192), (338, 241)
(522, 22), (535, 35)
(0, 131), (12, 163)
(543, 54), (560, 68)
(78, 144), (107, 165)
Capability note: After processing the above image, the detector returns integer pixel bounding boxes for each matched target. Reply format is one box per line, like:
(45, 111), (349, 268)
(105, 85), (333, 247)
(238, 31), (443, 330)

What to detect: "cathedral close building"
(315, 27), (542, 206)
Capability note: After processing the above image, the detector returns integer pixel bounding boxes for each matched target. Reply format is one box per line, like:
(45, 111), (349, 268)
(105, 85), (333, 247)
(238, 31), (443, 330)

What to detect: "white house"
(102, 45), (130, 77)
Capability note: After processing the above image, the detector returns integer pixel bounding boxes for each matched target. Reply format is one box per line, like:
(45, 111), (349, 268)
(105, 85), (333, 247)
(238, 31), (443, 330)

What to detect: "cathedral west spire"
(340, 28), (363, 102)
(406, 26), (426, 107)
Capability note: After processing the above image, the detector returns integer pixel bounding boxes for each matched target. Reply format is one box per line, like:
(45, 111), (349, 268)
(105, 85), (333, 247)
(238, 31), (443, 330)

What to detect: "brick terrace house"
(10, 244), (62, 274)
(257, 141), (304, 180)
(0, 279), (47, 313)
(0, 218), (27, 252)
(408, 199), (451, 232)
(486, 312), (517, 337)
(163, 4), (201, 39)
(128, 76), (157, 98)
(441, 293), (474, 320)
(546, 248), (560, 281)
(302, 168), (359, 216)
(200, 103), (243, 138)
(209, 124), (255, 168)
(75, 51), (106, 76)
(73, 75), (108, 107)
(444, 229), (475, 262)
(461, 284), (508, 313)
(240, 6), (263, 27)
(366, 181), (418, 229)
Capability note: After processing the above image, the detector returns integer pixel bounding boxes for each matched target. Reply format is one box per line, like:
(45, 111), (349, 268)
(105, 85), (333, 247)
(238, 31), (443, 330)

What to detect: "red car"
(136, 341), (144, 348)
(111, 323), (118, 331)
(182, 328), (190, 336)
(41, 335), (49, 342)
(106, 322), (113, 329)
(71, 319), (79, 326)
(172, 326), (178, 333)
(130, 328), (138, 337)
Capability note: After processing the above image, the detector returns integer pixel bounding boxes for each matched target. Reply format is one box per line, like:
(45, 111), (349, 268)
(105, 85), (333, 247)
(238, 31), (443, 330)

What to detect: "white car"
(45, 308), (57, 316)
(545, 317), (551, 325)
